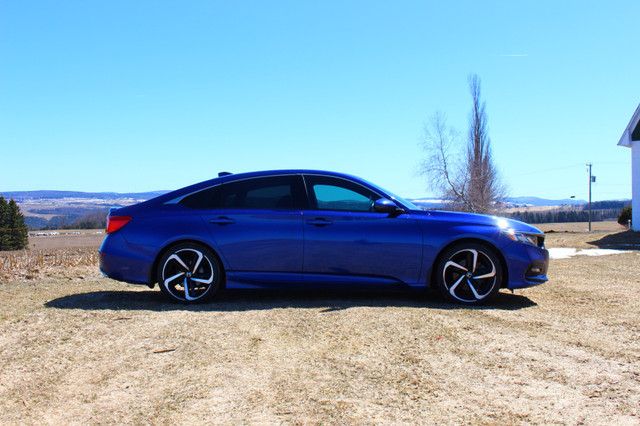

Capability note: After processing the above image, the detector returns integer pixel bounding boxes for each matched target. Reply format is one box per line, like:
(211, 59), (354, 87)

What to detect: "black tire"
(435, 242), (503, 304)
(157, 242), (222, 303)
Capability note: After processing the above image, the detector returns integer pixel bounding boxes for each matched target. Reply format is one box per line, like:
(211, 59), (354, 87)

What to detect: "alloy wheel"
(160, 246), (218, 303)
(441, 247), (499, 303)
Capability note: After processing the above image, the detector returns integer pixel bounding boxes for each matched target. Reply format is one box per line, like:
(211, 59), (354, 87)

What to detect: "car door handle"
(209, 217), (236, 225)
(306, 218), (333, 226)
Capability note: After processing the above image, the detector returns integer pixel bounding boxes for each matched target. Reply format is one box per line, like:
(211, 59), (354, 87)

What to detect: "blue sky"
(1, 1), (637, 201)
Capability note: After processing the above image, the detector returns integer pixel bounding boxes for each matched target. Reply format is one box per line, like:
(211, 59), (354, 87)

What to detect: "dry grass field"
(28, 230), (105, 250)
(1, 224), (639, 424)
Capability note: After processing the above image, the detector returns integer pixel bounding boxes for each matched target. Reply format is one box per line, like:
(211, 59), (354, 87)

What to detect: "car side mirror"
(374, 198), (403, 214)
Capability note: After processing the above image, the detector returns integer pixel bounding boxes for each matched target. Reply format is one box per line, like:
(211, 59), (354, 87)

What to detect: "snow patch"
(549, 248), (630, 260)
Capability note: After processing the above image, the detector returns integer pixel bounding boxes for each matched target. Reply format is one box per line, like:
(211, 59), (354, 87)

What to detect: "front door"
(302, 175), (423, 284)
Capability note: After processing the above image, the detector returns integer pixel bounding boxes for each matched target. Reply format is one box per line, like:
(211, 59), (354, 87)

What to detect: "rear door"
(184, 174), (306, 276)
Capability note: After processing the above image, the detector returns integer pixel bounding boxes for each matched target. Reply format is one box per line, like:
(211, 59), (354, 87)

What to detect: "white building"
(618, 103), (640, 231)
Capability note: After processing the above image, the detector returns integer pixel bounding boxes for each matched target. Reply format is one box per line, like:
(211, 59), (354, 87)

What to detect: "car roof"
(216, 169), (356, 181)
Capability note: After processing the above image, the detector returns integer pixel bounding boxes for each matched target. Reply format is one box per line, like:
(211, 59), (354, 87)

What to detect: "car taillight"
(106, 216), (132, 234)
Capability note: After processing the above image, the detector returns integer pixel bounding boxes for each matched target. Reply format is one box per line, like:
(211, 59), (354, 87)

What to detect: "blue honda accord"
(99, 170), (549, 304)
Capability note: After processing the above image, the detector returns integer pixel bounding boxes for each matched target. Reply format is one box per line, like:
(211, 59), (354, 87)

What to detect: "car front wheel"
(157, 243), (221, 303)
(436, 243), (503, 304)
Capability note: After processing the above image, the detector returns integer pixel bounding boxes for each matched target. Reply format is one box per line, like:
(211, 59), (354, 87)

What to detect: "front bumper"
(505, 243), (550, 290)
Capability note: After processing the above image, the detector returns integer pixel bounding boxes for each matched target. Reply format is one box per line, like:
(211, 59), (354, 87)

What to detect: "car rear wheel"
(436, 243), (503, 304)
(157, 243), (221, 303)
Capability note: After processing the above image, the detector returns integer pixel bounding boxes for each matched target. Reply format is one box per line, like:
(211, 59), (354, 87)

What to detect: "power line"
(506, 161), (630, 179)
(506, 163), (584, 178)
(591, 162), (630, 165)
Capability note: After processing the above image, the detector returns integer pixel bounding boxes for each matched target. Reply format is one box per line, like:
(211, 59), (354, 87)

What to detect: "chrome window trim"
(164, 173), (300, 205)
(164, 172), (401, 211)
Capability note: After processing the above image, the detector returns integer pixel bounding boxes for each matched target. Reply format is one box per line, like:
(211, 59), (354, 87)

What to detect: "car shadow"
(587, 230), (640, 250)
(45, 288), (537, 312)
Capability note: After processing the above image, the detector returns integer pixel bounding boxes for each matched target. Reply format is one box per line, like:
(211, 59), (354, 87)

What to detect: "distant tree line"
(509, 209), (614, 224)
(588, 200), (631, 210)
(0, 196), (29, 251)
(508, 201), (630, 225)
(39, 211), (108, 230)
(68, 211), (108, 229)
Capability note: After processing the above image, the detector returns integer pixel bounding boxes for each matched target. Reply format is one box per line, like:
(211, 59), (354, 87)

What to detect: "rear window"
(179, 186), (222, 209)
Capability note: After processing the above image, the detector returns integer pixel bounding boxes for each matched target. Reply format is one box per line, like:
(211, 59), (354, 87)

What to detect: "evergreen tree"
(0, 197), (29, 251)
(618, 206), (632, 226)
(8, 199), (29, 250)
(0, 196), (9, 251)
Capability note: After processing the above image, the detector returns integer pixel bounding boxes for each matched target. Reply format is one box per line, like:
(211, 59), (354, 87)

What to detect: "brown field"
(28, 230), (105, 250)
(1, 226), (639, 424)
(536, 220), (626, 233)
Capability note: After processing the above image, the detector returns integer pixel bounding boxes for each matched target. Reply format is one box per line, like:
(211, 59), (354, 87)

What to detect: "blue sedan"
(99, 170), (549, 304)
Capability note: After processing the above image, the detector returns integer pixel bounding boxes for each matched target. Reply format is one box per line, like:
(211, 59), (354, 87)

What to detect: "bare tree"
(420, 75), (506, 213)
(465, 75), (506, 212)
(420, 113), (473, 211)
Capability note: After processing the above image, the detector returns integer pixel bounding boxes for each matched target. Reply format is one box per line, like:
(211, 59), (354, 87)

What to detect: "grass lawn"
(1, 225), (639, 424)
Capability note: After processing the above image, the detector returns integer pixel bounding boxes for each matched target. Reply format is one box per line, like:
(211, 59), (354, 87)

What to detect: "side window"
(313, 185), (373, 211)
(221, 176), (301, 210)
(179, 186), (222, 209)
(305, 176), (381, 212)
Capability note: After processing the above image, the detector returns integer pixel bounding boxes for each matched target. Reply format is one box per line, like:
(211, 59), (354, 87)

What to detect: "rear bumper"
(99, 233), (153, 285)
(99, 252), (148, 285)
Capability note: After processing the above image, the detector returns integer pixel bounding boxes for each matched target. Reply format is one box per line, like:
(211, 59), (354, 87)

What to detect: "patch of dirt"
(536, 221), (625, 233)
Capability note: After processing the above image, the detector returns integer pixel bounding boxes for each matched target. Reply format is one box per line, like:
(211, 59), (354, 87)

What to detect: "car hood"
(409, 210), (544, 234)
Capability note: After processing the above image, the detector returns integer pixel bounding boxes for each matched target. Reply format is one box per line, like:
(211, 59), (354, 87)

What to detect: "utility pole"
(587, 163), (595, 232)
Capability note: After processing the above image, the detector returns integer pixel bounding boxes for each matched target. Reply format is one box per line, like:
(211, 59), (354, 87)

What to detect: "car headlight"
(503, 230), (541, 247)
